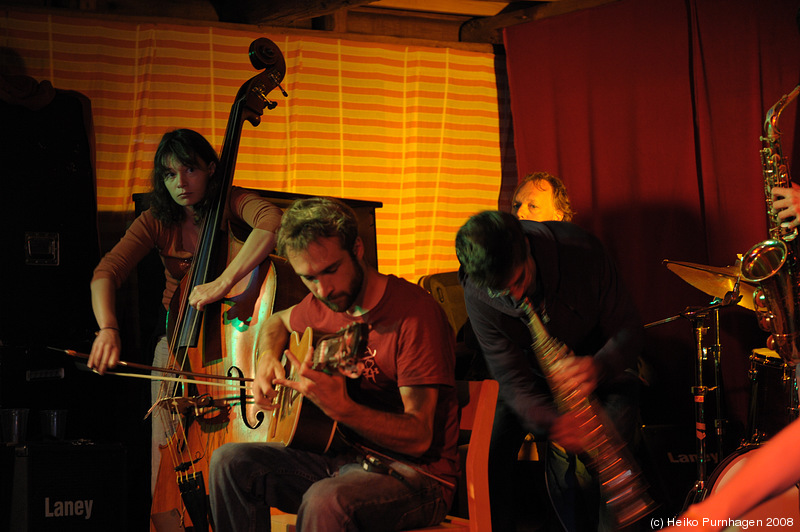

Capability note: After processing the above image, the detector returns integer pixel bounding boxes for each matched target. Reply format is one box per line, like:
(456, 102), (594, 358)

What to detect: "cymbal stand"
(682, 293), (738, 509)
(647, 292), (737, 510)
(680, 305), (714, 508)
(710, 304), (725, 465)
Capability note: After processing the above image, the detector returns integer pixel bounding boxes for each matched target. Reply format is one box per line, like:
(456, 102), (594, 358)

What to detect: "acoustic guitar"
(267, 323), (367, 453)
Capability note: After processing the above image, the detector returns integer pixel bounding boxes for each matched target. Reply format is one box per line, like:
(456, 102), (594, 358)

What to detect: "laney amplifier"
(7, 441), (126, 531)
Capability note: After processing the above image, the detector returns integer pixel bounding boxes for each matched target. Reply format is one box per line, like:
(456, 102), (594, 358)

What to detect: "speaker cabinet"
(640, 424), (719, 516)
(5, 442), (126, 531)
(0, 83), (99, 348)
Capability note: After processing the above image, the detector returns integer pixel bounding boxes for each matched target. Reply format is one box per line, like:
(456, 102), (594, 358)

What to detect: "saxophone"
(520, 298), (656, 529)
(740, 85), (800, 365)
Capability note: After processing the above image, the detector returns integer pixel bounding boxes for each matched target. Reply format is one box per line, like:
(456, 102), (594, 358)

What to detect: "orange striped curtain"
(1, 11), (502, 280)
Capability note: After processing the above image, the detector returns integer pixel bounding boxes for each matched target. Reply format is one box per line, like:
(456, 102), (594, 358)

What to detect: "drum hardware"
(650, 269), (744, 510)
(746, 347), (799, 444)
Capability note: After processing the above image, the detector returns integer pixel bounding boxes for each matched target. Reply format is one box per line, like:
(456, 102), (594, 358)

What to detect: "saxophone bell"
(740, 239), (800, 364)
(741, 239), (787, 284)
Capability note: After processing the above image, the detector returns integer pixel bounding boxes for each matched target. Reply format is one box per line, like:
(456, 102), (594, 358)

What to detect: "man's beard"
(317, 260), (364, 312)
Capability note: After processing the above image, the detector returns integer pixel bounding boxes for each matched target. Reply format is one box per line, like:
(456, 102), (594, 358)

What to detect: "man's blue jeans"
(209, 442), (450, 532)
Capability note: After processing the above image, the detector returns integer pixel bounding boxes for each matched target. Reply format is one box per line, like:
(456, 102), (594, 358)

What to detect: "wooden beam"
(460, 0), (621, 44)
(371, 0), (511, 17)
(345, 6), (469, 42)
(2, 4), (493, 52)
(209, 0), (381, 26)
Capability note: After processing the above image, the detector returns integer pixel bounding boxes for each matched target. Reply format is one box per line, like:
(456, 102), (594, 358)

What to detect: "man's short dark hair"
(455, 210), (528, 289)
(277, 196), (359, 258)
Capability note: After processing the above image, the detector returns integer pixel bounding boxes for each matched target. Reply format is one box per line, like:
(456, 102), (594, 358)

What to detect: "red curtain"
(505, 0), (800, 437)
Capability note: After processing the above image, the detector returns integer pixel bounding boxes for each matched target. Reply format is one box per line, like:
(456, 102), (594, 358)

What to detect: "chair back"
(418, 272), (468, 334)
(455, 379), (498, 532)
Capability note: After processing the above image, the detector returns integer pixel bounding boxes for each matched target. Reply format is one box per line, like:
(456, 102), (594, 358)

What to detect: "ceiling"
(2, 0), (618, 46)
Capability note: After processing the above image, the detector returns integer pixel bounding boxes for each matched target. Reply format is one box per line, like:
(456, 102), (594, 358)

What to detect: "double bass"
(149, 38), (291, 532)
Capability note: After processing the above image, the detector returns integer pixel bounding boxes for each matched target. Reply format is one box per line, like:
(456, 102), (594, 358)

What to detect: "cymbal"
(663, 259), (756, 311)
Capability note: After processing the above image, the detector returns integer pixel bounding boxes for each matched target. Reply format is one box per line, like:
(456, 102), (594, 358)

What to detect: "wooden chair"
(271, 379), (499, 532)
(417, 271), (468, 335)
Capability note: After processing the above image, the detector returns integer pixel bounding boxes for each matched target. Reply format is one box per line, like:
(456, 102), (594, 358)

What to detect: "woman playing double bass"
(86, 128), (282, 493)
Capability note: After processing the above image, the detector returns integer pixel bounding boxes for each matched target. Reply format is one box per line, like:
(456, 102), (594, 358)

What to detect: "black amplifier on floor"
(5, 441), (126, 531)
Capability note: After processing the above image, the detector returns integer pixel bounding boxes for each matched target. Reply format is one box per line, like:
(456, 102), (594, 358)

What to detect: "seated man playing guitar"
(209, 196), (460, 531)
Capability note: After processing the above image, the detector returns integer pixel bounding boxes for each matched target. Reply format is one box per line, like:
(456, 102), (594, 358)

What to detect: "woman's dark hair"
(455, 210), (528, 289)
(149, 129), (221, 225)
